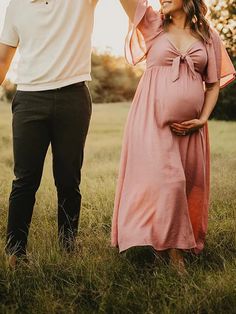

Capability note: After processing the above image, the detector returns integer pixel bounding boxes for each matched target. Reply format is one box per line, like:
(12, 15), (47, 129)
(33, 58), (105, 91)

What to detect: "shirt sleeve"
(125, 0), (163, 65)
(0, 2), (19, 47)
(203, 27), (236, 89)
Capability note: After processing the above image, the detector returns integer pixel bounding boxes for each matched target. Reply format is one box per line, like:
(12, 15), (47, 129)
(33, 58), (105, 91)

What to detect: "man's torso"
(0, 0), (98, 91)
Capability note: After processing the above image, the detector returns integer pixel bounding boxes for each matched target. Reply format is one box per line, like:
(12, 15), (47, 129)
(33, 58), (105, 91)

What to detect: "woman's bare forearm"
(119, 0), (139, 21)
(199, 82), (220, 122)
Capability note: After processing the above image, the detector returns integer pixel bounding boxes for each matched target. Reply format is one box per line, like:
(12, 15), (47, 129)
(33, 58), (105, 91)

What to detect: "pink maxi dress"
(111, 0), (236, 253)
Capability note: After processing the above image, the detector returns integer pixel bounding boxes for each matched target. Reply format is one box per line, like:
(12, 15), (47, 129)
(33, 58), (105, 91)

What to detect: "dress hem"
(111, 240), (202, 254)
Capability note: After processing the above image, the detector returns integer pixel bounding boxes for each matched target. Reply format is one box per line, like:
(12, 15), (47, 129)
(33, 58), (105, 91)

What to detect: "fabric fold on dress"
(125, 0), (163, 65)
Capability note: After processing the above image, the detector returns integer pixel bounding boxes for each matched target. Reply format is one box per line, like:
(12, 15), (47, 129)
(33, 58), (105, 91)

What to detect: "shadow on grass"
(119, 246), (169, 272)
(183, 239), (236, 272)
(114, 238), (236, 274)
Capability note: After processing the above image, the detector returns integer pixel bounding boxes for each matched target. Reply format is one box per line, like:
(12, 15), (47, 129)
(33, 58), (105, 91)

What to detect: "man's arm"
(0, 43), (16, 85)
(119, 0), (139, 21)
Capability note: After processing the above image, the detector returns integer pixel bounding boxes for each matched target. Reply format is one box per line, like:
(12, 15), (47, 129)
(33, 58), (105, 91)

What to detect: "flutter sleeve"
(203, 27), (236, 89)
(125, 0), (163, 65)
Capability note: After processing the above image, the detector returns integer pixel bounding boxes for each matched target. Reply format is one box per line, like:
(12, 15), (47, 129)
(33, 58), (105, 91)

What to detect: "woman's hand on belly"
(170, 118), (207, 136)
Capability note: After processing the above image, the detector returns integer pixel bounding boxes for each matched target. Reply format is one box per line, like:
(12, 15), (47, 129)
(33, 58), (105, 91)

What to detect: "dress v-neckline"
(163, 32), (202, 56)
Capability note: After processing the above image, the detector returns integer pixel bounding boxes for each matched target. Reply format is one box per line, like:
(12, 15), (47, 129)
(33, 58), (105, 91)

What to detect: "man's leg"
(51, 83), (92, 252)
(6, 91), (51, 257)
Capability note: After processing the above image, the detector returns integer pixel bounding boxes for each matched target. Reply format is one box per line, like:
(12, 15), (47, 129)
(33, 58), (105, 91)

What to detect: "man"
(0, 0), (98, 267)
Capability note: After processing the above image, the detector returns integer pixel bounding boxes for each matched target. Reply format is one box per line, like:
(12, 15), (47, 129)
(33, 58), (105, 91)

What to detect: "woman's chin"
(162, 10), (171, 15)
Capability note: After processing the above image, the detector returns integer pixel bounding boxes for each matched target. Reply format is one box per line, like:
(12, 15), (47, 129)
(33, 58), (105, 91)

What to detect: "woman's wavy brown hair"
(162, 0), (211, 43)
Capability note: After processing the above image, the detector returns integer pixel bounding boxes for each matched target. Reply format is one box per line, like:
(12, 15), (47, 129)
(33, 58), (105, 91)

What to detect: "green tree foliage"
(209, 0), (236, 120)
(89, 52), (142, 103)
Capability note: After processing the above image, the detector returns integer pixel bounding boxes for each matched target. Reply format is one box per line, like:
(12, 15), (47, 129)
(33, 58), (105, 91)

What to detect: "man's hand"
(170, 118), (207, 136)
(0, 43), (16, 85)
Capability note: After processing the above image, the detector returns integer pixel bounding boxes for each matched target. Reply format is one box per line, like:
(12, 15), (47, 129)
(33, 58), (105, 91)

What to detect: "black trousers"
(5, 82), (92, 256)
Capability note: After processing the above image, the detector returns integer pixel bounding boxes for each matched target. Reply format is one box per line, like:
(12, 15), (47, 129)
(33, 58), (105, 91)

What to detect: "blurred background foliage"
(208, 0), (236, 120)
(0, 0), (235, 120)
(89, 52), (143, 103)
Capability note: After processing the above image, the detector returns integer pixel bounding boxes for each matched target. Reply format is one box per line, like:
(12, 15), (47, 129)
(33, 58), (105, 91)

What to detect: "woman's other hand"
(170, 118), (207, 136)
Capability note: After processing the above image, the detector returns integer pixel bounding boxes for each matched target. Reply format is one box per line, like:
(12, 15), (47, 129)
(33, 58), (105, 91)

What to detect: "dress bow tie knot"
(171, 54), (197, 82)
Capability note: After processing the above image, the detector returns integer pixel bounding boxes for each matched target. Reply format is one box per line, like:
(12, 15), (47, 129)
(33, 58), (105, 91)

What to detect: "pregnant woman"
(111, 0), (235, 271)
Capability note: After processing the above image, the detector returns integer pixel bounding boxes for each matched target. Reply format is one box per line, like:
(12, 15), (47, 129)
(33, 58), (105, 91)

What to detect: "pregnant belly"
(157, 78), (205, 126)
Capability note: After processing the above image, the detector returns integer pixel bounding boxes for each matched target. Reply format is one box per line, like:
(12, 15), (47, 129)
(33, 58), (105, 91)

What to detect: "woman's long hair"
(162, 0), (211, 43)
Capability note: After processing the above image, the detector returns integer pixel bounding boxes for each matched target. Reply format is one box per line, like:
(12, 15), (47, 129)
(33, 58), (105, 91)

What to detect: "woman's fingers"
(181, 119), (197, 126)
(172, 122), (193, 127)
(170, 126), (188, 135)
(171, 120), (200, 130)
(170, 123), (192, 131)
(170, 125), (199, 135)
(170, 119), (203, 136)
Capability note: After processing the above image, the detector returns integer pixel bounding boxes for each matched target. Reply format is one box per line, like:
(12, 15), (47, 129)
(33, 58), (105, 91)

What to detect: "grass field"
(0, 101), (236, 314)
